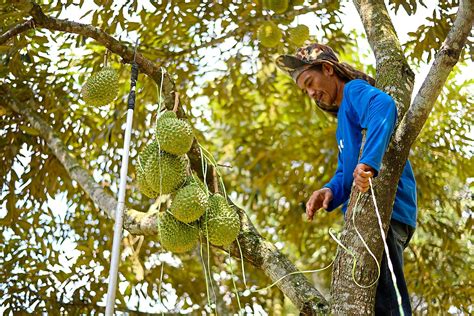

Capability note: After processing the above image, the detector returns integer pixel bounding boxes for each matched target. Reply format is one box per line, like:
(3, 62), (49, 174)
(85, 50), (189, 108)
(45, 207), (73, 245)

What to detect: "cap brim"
(276, 55), (311, 73)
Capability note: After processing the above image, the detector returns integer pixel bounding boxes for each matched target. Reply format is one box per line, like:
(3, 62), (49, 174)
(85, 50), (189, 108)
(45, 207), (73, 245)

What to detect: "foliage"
(0, 0), (472, 314)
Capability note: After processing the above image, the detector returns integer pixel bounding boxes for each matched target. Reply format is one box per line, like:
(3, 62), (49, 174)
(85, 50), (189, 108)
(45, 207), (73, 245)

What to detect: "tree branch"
(395, 0), (474, 149)
(352, 0), (415, 115)
(0, 19), (34, 44)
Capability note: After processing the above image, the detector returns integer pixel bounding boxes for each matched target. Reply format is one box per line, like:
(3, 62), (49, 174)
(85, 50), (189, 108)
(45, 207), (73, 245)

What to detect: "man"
(276, 43), (417, 315)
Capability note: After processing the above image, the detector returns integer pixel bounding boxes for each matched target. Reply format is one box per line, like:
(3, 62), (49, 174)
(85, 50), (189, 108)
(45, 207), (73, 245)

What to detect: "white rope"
(369, 178), (404, 316)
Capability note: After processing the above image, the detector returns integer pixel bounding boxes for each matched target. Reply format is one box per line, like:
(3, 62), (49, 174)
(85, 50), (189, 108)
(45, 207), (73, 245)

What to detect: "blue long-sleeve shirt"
(323, 79), (417, 228)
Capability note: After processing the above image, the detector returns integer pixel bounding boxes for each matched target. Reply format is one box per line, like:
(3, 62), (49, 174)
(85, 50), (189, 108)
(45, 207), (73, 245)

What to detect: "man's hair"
(308, 63), (350, 83)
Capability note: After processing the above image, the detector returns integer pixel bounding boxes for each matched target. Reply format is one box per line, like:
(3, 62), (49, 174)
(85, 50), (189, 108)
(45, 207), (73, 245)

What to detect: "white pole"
(105, 42), (139, 314)
(104, 107), (134, 315)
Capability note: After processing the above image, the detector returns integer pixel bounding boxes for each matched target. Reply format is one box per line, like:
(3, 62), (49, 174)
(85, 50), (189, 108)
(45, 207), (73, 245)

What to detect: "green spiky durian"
(170, 184), (209, 223)
(157, 211), (199, 253)
(155, 115), (194, 156)
(138, 141), (160, 169)
(137, 167), (158, 198)
(81, 67), (119, 106)
(263, 0), (289, 14)
(257, 21), (282, 48)
(288, 25), (310, 46)
(136, 142), (160, 198)
(144, 150), (187, 194)
(201, 194), (240, 247)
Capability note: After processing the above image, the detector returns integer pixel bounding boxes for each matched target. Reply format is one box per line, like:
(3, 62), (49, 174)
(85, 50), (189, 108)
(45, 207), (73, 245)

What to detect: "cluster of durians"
(136, 111), (241, 253)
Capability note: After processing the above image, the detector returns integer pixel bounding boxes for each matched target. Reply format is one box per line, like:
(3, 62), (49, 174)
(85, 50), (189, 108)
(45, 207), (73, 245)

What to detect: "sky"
(1, 0), (472, 314)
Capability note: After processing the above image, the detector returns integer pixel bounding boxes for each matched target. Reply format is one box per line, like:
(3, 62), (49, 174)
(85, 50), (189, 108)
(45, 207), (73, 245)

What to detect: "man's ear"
(322, 63), (334, 76)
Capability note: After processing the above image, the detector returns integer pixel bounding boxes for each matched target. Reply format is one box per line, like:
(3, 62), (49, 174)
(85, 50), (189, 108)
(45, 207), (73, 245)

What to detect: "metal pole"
(105, 40), (139, 315)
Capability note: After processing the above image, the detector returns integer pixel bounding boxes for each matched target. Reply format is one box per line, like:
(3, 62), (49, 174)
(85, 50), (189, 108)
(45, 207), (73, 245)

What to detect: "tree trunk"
(330, 0), (474, 314)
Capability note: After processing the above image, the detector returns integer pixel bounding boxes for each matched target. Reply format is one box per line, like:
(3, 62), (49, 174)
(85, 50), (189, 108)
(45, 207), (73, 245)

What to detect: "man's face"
(296, 64), (339, 115)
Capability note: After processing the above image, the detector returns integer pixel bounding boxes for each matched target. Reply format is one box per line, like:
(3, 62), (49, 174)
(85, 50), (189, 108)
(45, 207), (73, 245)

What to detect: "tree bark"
(330, 0), (474, 314)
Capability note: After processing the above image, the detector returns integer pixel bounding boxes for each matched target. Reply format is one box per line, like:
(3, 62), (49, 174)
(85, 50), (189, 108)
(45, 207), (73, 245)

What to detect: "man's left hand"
(353, 163), (376, 193)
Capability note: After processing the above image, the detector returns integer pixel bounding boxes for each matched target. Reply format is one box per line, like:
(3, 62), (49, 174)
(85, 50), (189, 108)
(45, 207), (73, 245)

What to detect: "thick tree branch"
(352, 0), (415, 115)
(1, 92), (120, 219)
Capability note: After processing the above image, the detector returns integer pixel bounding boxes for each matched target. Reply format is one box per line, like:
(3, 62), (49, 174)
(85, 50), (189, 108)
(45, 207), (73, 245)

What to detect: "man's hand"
(305, 188), (333, 221)
(353, 163), (376, 193)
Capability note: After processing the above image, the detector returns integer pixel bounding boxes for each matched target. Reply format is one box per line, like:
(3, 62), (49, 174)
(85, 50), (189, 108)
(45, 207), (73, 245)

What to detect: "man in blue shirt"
(277, 43), (417, 315)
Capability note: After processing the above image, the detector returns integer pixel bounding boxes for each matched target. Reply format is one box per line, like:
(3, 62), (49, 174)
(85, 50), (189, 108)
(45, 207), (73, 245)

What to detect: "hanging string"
(250, 181), (386, 293)
(199, 234), (213, 310)
(197, 143), (247, 312)
(155, 67), (166, 126)
(235, 238), (247, 288)
(369, 177), (404, 316)
(228, 250), (242, 314)
(199, 146), (218, 315)
(154, 68), (166, 315)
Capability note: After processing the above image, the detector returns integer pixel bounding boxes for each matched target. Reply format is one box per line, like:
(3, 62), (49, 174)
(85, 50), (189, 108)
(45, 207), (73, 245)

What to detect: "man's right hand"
(305, 188), (333, 221)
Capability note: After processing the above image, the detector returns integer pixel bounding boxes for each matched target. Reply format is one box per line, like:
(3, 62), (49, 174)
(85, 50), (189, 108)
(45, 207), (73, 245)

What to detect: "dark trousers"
(375, 219), (415, 315)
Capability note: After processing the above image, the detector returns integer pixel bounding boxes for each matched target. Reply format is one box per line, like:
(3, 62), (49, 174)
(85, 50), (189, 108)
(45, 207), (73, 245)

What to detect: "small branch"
(0, 19), (35, 44)
(0, 1), (177, 111)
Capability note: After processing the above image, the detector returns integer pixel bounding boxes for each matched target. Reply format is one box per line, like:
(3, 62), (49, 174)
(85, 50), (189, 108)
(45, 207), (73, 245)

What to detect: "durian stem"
(104, 49), (109, 67)
(173, 92), (180, 112)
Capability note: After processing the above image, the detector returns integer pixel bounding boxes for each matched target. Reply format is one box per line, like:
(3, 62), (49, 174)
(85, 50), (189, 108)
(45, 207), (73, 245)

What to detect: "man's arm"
(351, 84), (398, 192)
(323, 152), (348, 211)
(358, 93), (397, 174)
(306, 152), (349, 221)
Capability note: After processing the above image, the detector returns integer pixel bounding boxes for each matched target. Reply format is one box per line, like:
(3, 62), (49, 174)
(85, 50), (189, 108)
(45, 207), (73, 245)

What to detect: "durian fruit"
(144, 149), (187, 194)
(157, 211), (199, 253)
(201, 194), (241, 247)
(137, 168), (158, 198)
(138, 141), (159, 169)
(136, 142), (160, 197)
(263, 0), (289, 14)
(170, 183), (209, 223)
(155, 113), (194, 156)
(81, 67), (119, 106)
(257, 21), (282, 48)
(288, 25), (310, 46)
